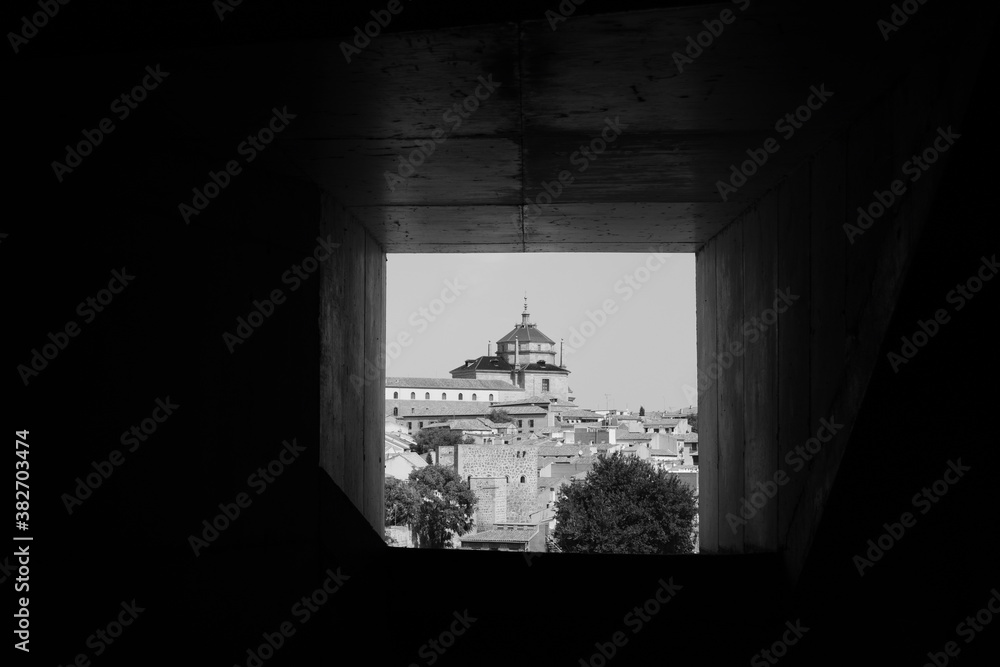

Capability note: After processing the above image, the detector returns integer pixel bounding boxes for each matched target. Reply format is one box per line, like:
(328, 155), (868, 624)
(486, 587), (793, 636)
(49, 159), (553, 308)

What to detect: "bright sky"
(385, 252), (698, 412)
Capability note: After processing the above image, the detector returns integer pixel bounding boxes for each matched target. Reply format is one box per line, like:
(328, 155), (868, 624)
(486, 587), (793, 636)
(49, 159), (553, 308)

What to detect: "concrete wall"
(695, 33), (984, 584)
(320, 194), (386, 539)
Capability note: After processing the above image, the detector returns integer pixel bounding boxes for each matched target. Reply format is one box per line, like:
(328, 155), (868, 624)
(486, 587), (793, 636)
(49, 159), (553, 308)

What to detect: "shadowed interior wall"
(694, 29), (988, 584)
(320, 194), (386, 537)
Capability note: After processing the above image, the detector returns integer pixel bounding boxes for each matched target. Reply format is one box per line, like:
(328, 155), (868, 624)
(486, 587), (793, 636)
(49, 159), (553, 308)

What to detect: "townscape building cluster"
(383, 304), (698, 551)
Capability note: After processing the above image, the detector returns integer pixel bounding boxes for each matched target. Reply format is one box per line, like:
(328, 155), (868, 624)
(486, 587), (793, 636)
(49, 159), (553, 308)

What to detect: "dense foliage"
(487, 408), (513, 423)
(414, 427), (463, 455)
(406, 465), (477, 548)
(553, 453), (697, 554)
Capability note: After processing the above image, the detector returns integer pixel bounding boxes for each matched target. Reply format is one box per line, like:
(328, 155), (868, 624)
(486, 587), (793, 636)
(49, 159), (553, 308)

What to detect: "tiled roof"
(538, 444), (583, 457)
(504, 405), (548, 415)
(496, 324), (555, 345)
(618, 433), (653, 441)
(449, 355), (515, 375)
(675, 433), (699, 442)
(448, 419), (495, 431)
(386, 377), (520, 390)
(386, 451), (428, 468)
(401, 405), (490, 418)
(385, 433), (411, 447)
(520, 361), (569, 373)
(460, 526), (539, 543)
(558, 409), (603, 419)
(643, 419), (682, 427)
(490, 395), (553, 407)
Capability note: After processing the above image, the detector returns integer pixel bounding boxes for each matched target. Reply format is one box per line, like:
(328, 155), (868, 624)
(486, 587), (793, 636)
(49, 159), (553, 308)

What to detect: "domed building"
(450, 301), (572, 401)
(384, 301), (574, 435)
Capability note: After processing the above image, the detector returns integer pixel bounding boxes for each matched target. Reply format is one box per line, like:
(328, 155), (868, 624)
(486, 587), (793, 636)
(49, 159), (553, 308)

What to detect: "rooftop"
(386, 377), (520, 390)
(460, 525), (540, 543)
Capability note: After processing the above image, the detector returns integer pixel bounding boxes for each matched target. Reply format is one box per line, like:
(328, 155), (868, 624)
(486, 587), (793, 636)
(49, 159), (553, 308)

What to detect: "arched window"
(393, 407), (398, 416)
(472, 393), (477, 401)
(393, 392), (398, 399)
(410, 392), (415, 399)
(442, 393), (447, 400)
(458, 393), (463, 400)
(520, 476), (526, 483)
(425, 392), (430, 400)
(489, 394), (494, 401)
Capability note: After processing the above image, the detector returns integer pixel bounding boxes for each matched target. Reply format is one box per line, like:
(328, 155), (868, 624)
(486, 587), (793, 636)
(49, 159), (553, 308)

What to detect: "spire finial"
(523, 292), (528, 313)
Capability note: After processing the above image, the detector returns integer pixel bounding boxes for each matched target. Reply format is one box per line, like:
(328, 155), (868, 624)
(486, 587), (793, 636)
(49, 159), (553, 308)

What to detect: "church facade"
(385, 303), (573, 421)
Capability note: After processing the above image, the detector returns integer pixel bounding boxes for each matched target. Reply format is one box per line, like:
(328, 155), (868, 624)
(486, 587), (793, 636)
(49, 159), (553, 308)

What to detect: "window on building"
(393, 407), (398, 416)
(458, 393), (463, 400)
(407, 422), (413, 429)
(410, 392), (416, 399)
(518, 420), (523, 427)
(419, 422), (423, 428)
(489, 394), (494, 401)
(425, 392), (430, 399)
(472, 393), (477, 401)
(393, 391), (398, 399)
(442, 393), (447, 400)
(542, 379), (549, 392)
(529, 419), (534, 427)
(411, 408), (415, 414)
(520, 476), (526, 483)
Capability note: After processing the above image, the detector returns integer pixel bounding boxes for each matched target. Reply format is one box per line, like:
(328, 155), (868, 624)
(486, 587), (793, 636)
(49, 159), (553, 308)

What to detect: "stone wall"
(469, 478), (507, 531)
(455, 444), (538, 522)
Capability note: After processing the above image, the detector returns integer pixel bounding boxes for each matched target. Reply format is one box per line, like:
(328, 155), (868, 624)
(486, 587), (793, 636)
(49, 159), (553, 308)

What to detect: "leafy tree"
(685, 413), (698, 433)
(384, 476), (420, 527)
(639, 406), (645, 416)
(553, 453), (697, 555)
(425, 451), (434, 464)
(407, 465), (477, 548)
(487, 408), (513, 423)
(414, 427), (462, 455)
(461, 435), (475, 444)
